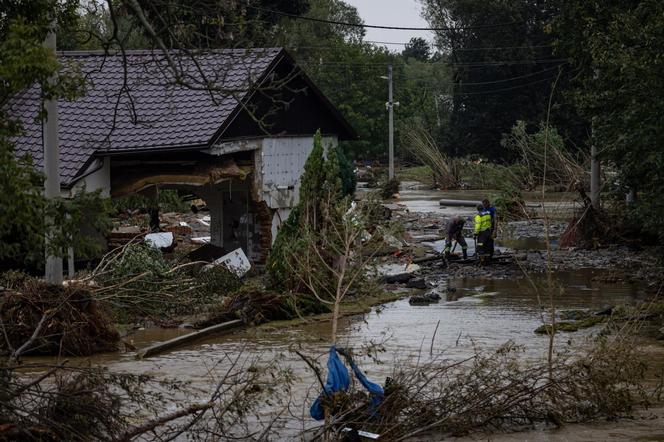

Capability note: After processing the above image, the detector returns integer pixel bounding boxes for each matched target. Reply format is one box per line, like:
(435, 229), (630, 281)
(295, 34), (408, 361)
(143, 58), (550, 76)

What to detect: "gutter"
(96, 143), (209, 157)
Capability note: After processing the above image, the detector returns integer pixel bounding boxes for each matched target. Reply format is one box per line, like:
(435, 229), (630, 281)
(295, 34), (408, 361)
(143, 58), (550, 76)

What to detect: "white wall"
(258, 135), (338, 210)
(65, 157), (111, 198)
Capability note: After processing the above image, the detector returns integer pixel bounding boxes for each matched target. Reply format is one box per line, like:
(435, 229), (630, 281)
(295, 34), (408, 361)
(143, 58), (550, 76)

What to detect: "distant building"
(9, 48), (356, 264)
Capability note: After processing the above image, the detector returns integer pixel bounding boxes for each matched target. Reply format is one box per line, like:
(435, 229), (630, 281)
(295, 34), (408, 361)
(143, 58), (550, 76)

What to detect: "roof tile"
(8, 49), (282, 186)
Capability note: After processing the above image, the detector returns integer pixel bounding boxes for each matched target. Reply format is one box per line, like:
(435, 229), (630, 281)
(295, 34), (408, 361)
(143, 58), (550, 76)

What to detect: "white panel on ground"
(208, 248), (251, 277)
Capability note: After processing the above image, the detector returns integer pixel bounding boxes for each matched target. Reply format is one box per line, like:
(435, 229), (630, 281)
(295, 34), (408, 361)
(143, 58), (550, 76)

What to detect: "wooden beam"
(136, 319), (243, 359)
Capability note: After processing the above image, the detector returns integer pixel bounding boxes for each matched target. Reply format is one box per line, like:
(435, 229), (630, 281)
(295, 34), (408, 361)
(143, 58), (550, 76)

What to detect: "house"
(9, 48), (356, 263)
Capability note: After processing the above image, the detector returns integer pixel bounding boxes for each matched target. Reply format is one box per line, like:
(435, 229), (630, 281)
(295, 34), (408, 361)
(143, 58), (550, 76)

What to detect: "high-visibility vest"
(474, 211), (492, 234)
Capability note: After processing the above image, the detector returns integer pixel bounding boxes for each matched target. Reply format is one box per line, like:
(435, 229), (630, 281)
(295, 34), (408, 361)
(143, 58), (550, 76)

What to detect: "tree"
(268, 130), (355, 293)
(420, 0), (584, 160)
(554, 0), (664, 252)
(402, 37), (431, 61)
(0, 3), (114, 271)
(129, 0), (310, 49)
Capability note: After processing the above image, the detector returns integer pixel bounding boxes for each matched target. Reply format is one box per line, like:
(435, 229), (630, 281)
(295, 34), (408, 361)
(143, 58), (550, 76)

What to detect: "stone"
(384, 273), (414, 284)
(406, 278), (427, 289)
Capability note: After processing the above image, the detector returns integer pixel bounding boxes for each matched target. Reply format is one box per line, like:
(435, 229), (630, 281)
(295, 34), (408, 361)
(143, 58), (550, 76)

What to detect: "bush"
(492, 185), (529, 221)
(455, 159), (523, 190)
(110, 243), (170, 278)
(380, 177), (401, 199)
(500, 121), (586, 190)
(337, 146), (357, 197)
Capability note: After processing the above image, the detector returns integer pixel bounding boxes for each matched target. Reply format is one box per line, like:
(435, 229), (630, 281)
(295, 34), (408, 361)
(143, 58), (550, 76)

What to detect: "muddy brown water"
(22, 269), (658, 439)
(20, 185), (664, 439)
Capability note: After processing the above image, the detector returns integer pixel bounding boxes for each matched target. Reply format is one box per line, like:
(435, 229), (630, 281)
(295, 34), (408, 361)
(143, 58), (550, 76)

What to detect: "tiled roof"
(8, 48), (282, 186)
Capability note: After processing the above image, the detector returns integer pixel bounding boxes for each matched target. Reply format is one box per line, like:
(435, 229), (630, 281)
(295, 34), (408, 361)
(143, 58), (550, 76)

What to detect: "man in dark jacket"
(444, 216), (467, 259)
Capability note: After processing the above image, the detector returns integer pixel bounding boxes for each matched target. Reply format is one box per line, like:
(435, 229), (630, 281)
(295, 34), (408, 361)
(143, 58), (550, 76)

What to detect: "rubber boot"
(462, 249), (468, 260)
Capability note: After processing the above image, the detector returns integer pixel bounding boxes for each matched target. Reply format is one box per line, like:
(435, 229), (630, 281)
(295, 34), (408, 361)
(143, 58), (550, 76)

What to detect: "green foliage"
(0, 139), (45, 266)
(398, 165), (436, 187)
(455, 160), (522, 190)
(500, 120), (584, 190)
(110, 243), (170, 278)
(555, 0), (664, 256)
(275, 0), (451, 159)
(323, 144), (343, 201)
(380, 178), (401, 199)
(0, 4), (105, 272)
(194, 265), (242, 298)
(268, 130), (349, 290)
(402, 37), (431, 62)
(0, 152), (113, 268)
(492, 184), (529, 221)
(420, 0), (584, 160)
(336, 145), (357, 197)
(299, 130), (326, 229)
(112, 189), (188, 214)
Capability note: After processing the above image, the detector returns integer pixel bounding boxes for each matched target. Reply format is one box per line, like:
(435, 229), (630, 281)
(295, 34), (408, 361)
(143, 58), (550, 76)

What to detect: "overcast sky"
(344, 0), (435, 48)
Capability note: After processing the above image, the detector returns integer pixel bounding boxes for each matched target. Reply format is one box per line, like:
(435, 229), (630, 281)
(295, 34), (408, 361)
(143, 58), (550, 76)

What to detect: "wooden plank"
(136, 319), (244, 359)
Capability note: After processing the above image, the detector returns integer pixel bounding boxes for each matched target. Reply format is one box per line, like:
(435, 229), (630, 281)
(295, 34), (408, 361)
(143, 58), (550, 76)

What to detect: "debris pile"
(109, 210), (212, 251)
(311, 335), (651, 440)
(0, 280), (119, 356)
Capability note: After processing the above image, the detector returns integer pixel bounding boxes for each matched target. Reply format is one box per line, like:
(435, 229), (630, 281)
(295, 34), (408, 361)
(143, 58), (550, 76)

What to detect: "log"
(136, 319), (243, 359)
(412, 255), (514, 265)
(439, 199), (481, 207)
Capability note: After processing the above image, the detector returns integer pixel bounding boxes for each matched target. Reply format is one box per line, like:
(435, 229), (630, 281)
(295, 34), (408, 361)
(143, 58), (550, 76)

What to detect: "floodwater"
(42, 268), (653, 439)
(359, 181), (580, 218)
(23, 182), (663, 439)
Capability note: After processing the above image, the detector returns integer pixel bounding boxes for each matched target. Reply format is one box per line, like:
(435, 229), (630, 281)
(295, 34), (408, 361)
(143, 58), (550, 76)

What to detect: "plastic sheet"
(310, 346), (384, 420)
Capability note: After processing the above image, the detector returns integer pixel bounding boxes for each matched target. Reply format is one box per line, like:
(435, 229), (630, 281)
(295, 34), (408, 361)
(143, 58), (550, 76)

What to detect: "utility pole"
(590, 143), (600, 210)
(43, 18), (63, 284)
(590, 68), (601, 211)
(387, 64), (395, 180)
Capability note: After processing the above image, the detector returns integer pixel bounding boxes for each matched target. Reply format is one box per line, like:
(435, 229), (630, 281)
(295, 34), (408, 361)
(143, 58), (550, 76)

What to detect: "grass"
(398, 162), (523, 190)
(534, 316), (606, 334)
(397, 165), (436, 186)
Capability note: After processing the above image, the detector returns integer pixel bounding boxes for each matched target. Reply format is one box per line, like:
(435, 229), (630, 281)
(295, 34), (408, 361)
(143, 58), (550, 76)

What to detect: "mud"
(385, 183), (664, 289)
(18, 181), (664, 440)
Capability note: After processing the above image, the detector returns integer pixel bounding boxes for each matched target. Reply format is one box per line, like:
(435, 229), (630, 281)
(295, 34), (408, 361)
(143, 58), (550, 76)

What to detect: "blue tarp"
(310, 346), (385, 420)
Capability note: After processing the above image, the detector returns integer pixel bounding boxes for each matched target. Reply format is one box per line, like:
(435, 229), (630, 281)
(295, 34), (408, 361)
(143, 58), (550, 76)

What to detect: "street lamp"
(380, 65), (399, 180)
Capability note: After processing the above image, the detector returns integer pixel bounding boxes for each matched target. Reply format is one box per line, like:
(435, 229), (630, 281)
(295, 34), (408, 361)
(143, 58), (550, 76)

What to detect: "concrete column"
(43, 20), (63, 285)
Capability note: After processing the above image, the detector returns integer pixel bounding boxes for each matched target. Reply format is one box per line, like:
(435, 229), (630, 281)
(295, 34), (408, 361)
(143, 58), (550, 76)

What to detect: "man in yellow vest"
(474, 204), (493, 262)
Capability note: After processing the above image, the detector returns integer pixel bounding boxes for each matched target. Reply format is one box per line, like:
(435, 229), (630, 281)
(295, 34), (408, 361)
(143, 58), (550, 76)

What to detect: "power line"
(288, 43), (555, 52)
(453, 75), (563, 95)
(364, 41), (554, 51)
(297, 61), (567, 85)
(319, 74), (565, 97)
(297, 58), (567, 68)
(248, 6), (525, 32)
(394, 63), (568, 85)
